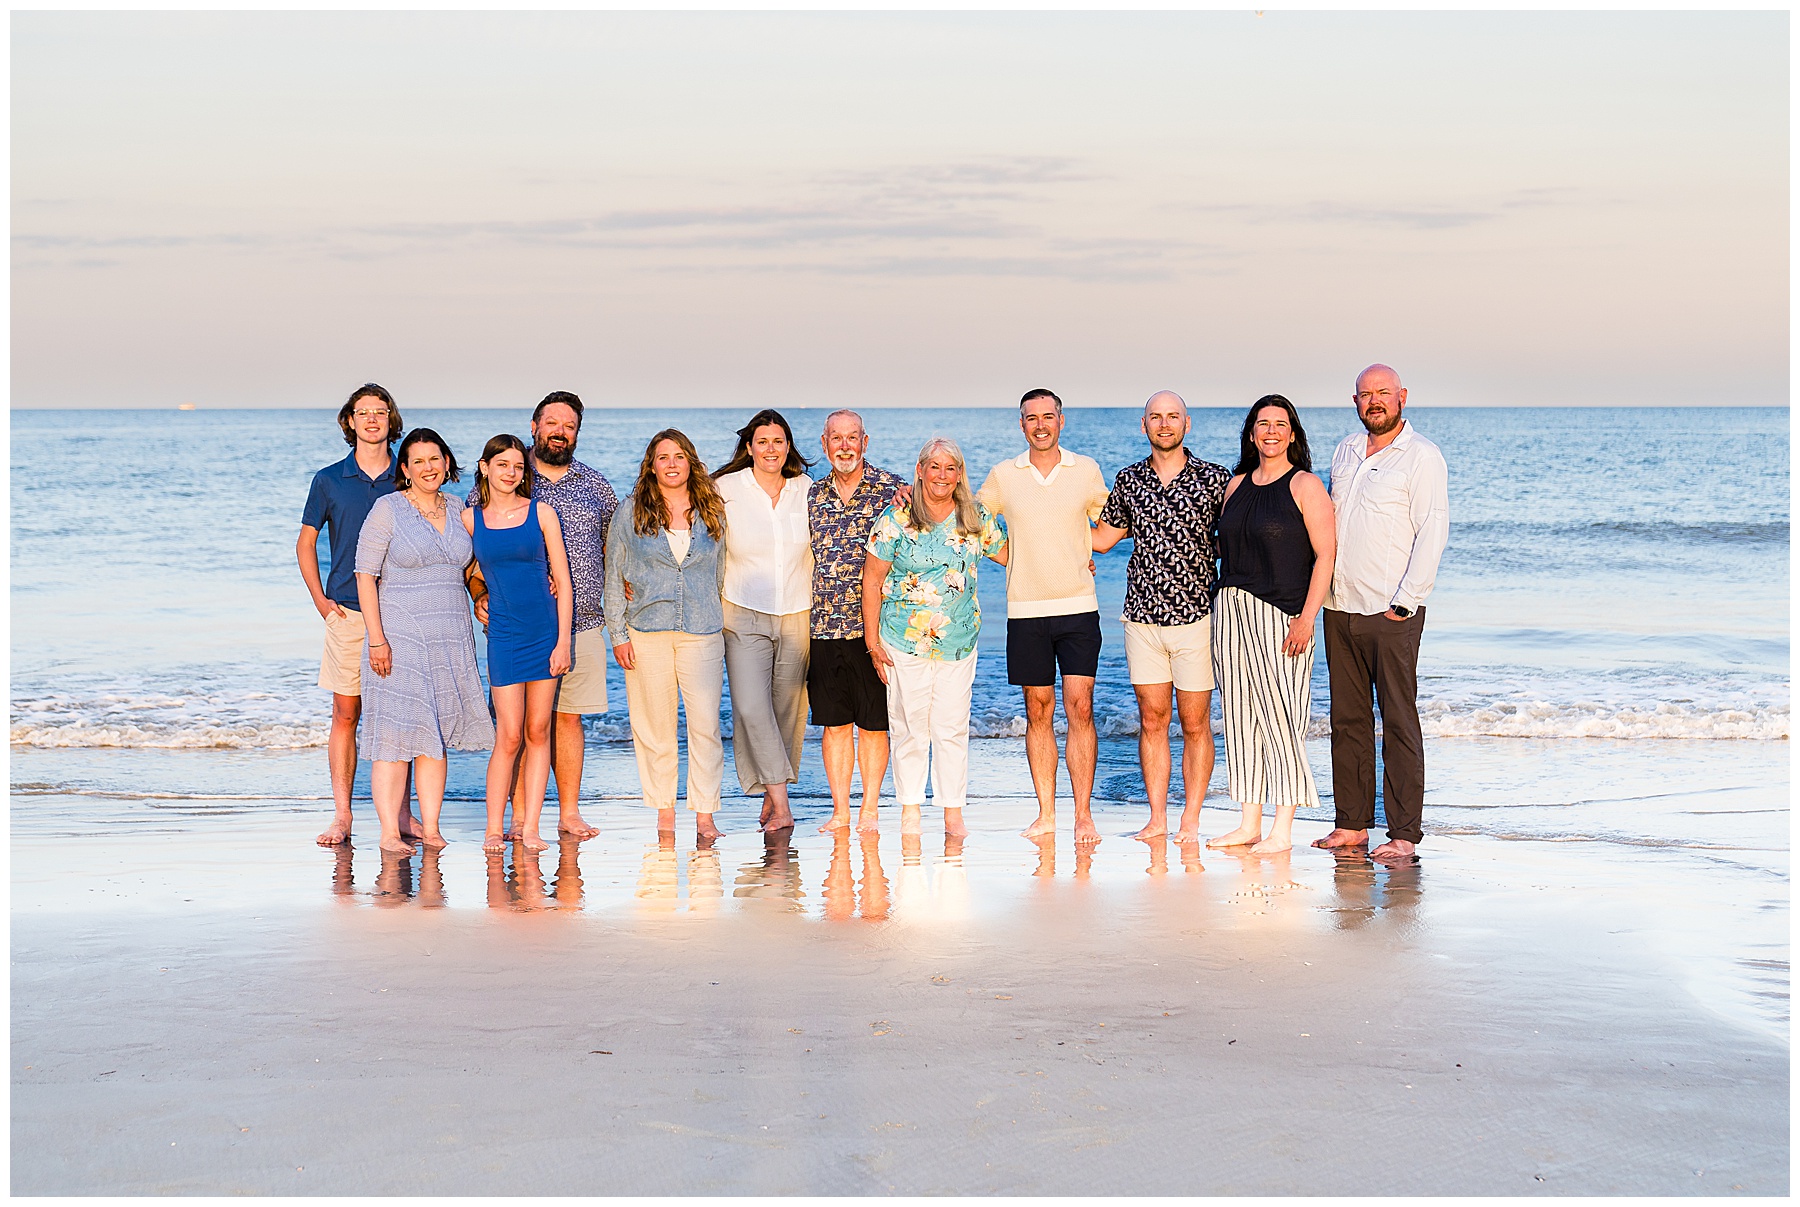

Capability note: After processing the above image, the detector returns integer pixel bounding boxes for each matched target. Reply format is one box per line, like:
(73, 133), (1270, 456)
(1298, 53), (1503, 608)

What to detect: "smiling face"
(350, 395), (392, 447)
(481, 448), (527, 499)
(1251, 405), (1295, 464)
(1142, 392), (1189, 453)
(749, 423), (790, 476)
(921, 450), (961, 503)
(652, 438), (691, 491)
(405, 441), (448, 493)
(1354, 367), (1407, 437)
(1020, 398), (1064, 453)
(821, 414), (867, 476)
(531, 402), (581, 467)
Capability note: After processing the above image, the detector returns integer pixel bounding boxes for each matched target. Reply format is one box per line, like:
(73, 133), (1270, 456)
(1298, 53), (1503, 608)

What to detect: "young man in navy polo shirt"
(298, 383), (416, 846)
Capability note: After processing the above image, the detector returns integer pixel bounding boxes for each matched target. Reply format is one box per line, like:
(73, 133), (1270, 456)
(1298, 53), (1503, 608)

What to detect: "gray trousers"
(722, 601), (810, 794)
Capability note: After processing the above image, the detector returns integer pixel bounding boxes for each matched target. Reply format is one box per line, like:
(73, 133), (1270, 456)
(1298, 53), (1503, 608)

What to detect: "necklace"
(406, 489), (446, 520)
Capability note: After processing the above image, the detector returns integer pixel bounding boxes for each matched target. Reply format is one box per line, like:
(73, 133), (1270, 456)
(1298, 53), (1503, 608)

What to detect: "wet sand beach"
(11, 742), (1788, 1196)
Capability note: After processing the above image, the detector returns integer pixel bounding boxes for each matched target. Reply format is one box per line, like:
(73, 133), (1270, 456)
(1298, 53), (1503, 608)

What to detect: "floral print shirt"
(866, 501), (1006, 661)
(807, 463), (906, 639)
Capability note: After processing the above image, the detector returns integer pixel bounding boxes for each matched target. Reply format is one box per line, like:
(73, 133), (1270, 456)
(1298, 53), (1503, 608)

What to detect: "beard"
(1359, 407), (1403, 437)
(1147, 431), (1185, 452)
(534, 434), (575, 466)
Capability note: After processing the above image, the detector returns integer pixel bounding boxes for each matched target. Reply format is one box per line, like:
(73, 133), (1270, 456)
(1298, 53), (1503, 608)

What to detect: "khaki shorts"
(556, 627), (611, 715)
(318, 606), (366, 696)
(1123, 618), (1215, 692)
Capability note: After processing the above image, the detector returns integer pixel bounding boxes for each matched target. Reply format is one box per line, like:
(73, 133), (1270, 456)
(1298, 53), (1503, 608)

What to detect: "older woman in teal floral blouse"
(860, 437), (1007, 837)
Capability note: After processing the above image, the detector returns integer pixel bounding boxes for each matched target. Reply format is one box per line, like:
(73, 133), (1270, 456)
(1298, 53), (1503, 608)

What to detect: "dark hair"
(532, 390), (584, 427)
(712, 408), (813, 479)
(1020, 388), (1062, 413)
(336, 383), (403, 447)
(473, 434), (532, 508)
(1234, 394), (1312, 475)
(633, 429), (727, 541)
(394, 428), (462, 489)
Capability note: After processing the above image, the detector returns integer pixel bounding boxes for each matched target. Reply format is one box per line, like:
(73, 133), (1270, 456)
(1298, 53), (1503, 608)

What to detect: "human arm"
(982, 507), (1008, 567)
(295, 526), (343, 621)
(1389, 447), (1450, 618)
(861, 552), (894, 684)
(539, 503), (574, 676)
(604, 510), (634, 671)
(356, 572), (390, 676)
(1091, 522), (1128, 554)
(459, 508), (491, 624)
(1287, 472), (1337, 656)
(1092, 474), (1131, 554)
(353, 498), (395, 675)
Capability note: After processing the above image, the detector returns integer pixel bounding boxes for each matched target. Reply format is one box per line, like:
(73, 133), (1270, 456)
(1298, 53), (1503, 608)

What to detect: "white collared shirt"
(1325, 421), (1450, 616)
(716, 467), (813, 615)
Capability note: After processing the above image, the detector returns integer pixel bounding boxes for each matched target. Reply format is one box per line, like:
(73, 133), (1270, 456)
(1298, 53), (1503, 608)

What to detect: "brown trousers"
(1322, 608), (1426, 844)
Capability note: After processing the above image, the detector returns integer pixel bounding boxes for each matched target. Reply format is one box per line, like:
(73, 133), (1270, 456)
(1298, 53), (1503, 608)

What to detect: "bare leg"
(1174, 688), (1214, 841)
(943, 806), (967, 838)
(696, 810), (723, 841)
(1208, 800), (1264, 848)
(1064, 676), (1100, 845)
(1250, 803), (1298, 854)
(411, 755), (449, 847)
(515, 680), (559, 852)
(486, 683), (526, 852)
(370, 759), (415, 854)
(1314, 827), (1370, 849)
(1020, 685), (1059, 838)
(856, 726), (889, 834)
(318, 693), (361, 844)
(396, 765), (420, 839)
(761, 781), (794, 833)
(819, 724), (855, 832)
(552, 711), (599, 839)
(900, 803), (922, 836)
(656, 807), (677, 833)
(1130, 684), (1173, 840)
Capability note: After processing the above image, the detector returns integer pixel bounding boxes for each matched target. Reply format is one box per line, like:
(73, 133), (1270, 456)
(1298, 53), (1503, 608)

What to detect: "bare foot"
(1312, 827), (1369, 850)
(316, 818), (352, 846)
(943, 808), (967, 838)
(378, 836), (415, 855)
(855, 809), (880, 836)
(519, 833), (550, 852)
(1073, 816), (1102, 846)
(418, 830), (449, 849)
(1207, 826), (1262, 849)
(819, 810), (851, 834)
(397, 813), (423, 840)
(1130, 815), (1168, 840)
(759, 796), (774, 826)
(1249, 836), (1292, 854)
(1021, 813), (1055, 839)
(1370, 839), (1418, 864)
(482, 831), (506, 854)
(900, 804), (922, 836)
(762, 810), (795, 833)
(558, 814), (600, 840)
(1175, 823), (1200, 843)
(696, 813), (723, 841)
(656, 808), (677, 833)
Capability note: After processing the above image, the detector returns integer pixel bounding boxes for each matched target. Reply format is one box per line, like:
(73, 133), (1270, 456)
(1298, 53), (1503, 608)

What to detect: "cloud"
(1189, 187), (1581, 231)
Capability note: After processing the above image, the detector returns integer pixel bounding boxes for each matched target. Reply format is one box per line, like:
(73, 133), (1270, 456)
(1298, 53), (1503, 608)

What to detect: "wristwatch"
(1390, 604), (1413, 619)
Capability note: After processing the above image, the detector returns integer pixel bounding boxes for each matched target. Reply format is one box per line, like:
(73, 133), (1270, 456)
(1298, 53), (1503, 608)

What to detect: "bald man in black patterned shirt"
(1092, 391), (1231, 842)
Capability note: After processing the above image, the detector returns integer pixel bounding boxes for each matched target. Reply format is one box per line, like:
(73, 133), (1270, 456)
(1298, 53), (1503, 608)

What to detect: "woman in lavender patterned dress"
(355, 428), (495, 854)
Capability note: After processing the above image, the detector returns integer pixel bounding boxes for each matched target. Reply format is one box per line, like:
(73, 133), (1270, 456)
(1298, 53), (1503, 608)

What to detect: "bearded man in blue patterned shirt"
(807, 409), (906, 835)
(1092, 391), (1231, 844)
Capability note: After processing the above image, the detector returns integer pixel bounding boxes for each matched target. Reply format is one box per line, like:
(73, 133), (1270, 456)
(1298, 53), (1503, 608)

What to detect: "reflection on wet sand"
(1324, 848), (1424, 930)
(735, 831), (804, 909)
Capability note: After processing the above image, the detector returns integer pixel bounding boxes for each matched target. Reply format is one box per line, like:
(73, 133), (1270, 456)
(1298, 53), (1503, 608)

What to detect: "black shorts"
(1006, 612), (1103, 687)
(806, 637), (890, 731)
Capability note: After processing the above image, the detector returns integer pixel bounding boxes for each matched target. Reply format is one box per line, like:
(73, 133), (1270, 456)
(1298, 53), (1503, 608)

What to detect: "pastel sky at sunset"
(12, 10), (1788, 409)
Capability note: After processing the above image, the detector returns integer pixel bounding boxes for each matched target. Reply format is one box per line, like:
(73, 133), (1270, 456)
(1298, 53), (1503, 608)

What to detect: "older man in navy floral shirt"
(807, 409), (906, 834)
(1093, 391), (1230, 843)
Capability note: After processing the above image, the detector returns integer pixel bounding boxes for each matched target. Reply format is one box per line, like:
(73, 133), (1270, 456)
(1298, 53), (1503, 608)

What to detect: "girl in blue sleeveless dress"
(462, 434), (574, 853)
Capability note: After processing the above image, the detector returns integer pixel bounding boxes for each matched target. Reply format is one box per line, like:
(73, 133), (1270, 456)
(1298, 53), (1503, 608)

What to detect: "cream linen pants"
(622, 628), (725, 813)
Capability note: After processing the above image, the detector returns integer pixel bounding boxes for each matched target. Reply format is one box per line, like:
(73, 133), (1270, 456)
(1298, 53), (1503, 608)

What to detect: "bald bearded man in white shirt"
(1313, 364), (1449, 865)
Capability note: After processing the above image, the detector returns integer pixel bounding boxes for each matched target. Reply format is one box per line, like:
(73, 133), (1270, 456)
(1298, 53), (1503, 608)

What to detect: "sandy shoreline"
(11, 789), (1788, 1195)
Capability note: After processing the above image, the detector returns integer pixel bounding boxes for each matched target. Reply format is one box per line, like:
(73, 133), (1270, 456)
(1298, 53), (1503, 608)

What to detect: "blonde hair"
(631, 429), (727, 541)
(907, 437), (981, 537)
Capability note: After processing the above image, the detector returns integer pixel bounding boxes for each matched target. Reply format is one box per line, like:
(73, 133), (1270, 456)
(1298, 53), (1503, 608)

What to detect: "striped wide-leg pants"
(1212, 587), (1321, 810)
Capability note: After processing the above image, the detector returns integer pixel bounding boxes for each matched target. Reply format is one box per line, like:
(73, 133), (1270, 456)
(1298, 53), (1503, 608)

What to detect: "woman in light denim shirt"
(604, 429), (730, 839)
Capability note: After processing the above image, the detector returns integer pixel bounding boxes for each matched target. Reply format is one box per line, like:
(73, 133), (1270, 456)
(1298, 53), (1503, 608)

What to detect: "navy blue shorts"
(1006, 612), (1102, 687)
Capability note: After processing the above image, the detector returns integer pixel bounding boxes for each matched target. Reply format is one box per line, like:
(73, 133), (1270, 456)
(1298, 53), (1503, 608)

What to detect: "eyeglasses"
(353, 409), (387, 420)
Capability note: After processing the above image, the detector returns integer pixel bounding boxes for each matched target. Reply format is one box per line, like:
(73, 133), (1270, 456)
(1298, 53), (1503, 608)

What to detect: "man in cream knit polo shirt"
(978, 389), (1111, 845)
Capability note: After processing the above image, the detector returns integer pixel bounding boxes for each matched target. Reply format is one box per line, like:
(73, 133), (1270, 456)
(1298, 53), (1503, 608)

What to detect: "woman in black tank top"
(1208, 395), (1337, 855)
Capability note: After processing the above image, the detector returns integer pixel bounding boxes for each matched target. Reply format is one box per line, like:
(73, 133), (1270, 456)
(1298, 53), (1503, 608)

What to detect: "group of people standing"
(298, 364), (1448, 866)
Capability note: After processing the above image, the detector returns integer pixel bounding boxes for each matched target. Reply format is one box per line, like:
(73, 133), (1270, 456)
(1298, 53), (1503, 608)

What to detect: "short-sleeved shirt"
(301, 449), (398, 611)
(866, 502), (1006, 661)
(1097, 449), (1231, 626)
(807, 464), (906, 639)
(975, 448), (1110, 618)
(527, 459), (618, 635)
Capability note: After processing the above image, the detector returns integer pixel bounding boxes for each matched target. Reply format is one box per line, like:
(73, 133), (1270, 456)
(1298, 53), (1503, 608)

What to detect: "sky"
(11, 10), (1789, 410)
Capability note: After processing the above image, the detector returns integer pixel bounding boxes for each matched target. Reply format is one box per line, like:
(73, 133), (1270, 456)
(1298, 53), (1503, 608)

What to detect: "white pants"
(884, 648), (978, 810)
